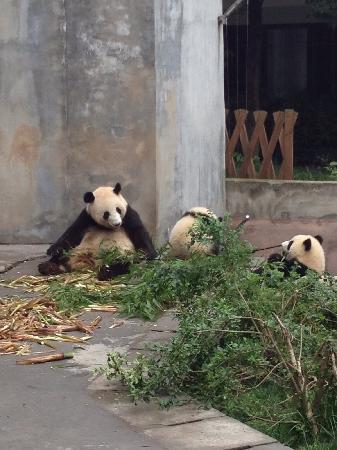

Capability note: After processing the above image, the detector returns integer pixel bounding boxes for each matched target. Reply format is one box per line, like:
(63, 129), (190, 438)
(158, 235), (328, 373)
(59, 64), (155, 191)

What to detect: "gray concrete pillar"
(155, 0), (225, 241)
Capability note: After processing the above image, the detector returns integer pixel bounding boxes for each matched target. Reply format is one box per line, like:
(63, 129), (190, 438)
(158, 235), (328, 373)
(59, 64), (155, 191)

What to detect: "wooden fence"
(225, 109), (298, 180)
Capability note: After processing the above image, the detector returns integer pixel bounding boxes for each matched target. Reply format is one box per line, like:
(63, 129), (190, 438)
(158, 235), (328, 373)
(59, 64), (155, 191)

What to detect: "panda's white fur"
(169, 207), (217, 259)
(68, 186), (134, 271)
(69, 227), (135, 270)
(281, 234), (325, 275)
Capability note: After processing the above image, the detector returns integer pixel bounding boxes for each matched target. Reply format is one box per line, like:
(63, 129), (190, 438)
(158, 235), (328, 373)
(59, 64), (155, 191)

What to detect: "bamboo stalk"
(16, 352), (74, 365)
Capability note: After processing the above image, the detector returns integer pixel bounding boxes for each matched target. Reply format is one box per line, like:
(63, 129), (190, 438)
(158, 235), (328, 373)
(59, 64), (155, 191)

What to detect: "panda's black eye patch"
(303, 238), (312, 251)
(287, 240), (293, 250)
(116, 207), (121, 214)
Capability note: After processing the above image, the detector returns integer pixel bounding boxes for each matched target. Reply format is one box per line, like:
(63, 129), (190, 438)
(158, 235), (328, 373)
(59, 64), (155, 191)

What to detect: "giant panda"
(256, 234), (325, 277)
(38, 184), (157, 280)
(169, 208), (250, 259)
(168, 207), (219, 259)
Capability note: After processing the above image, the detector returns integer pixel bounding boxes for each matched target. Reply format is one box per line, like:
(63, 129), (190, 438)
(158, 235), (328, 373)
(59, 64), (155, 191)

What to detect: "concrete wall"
(0, 0), (225, 244)
(155, 0), (225, 240)
(0, 0), (156, 243)
(227, 179), (337, 274)
(0, 1), (66, 243)
(65, 0), (156, 235)
(227, 179), (337, 221)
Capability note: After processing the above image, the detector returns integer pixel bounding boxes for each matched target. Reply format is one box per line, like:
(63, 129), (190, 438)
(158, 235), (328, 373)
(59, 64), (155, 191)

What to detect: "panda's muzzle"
(103, 211), (122, 227)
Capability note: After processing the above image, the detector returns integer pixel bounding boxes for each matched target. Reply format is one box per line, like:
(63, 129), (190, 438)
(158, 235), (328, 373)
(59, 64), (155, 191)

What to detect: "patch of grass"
(299, 443), (337, 450)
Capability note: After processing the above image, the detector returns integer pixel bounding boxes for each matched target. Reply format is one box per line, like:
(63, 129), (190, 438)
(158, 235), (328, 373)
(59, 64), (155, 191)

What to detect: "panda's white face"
(84, 185), (128, 229)
(281, 235), (314, 259)
(281, 234), (325, 275)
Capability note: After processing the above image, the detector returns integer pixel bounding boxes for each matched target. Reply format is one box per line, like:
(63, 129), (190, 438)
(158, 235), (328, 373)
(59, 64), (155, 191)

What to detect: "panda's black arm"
(123, 206), (157, 260)
(285, 259), (308, 277)
(47, 209), (95, 259)
(264, 255), (307, 277)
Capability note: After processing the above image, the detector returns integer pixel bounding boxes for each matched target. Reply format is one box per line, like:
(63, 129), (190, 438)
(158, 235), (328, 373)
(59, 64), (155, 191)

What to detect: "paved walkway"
(0, 245), (292, 450)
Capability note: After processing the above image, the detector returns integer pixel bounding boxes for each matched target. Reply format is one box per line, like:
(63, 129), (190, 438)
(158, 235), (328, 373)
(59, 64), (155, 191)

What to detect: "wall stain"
(10, 124), (41, 166)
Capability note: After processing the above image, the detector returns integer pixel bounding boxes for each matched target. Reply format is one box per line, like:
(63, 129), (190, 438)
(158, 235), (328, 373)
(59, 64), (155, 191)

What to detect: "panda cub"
(38, 184), (156, 280)
(261, 234), (325, 277)
(168, 207), (218, 259)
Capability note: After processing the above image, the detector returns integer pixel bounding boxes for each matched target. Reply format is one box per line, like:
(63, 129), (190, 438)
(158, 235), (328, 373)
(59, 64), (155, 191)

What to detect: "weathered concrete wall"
(0, 0), (156, 242)
(65, 0), (156, 235)
(155, 0), (225, 241)
(0, 0), (66, 243)
(0, 1), (225, 244)
(227, 179), (337, 274)
(227, 179), (337, 221)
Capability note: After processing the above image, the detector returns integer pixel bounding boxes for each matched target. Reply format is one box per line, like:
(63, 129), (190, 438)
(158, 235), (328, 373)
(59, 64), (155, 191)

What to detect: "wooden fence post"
(225, 108), (297, 180)
(279, 109), (298, 180)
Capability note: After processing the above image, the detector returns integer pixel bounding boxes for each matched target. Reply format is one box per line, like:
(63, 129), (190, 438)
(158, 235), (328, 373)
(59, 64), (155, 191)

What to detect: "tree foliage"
(306, 0), (337, 18)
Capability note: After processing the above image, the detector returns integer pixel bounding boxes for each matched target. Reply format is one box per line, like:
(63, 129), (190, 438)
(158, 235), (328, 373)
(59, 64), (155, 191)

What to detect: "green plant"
(96, 246), (143, 267)
(293, 164), (337, 182)
(299, 442), (337, 450)
(326, 162), (337, 179)
(306, 0), (337, 18)
(47, 282), (115, 312)
(114, 214), (251, 320)
(99, 215), (337, 448)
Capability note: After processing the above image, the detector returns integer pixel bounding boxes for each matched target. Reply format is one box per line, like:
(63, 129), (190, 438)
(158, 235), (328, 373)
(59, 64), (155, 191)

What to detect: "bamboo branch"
(16, 352), (73, 365)
(331, 352), (337, 381)
(273, 314), (318, 435)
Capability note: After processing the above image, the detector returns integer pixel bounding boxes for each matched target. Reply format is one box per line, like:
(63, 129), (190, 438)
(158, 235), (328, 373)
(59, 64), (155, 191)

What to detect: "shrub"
(98, 216), (337, 448)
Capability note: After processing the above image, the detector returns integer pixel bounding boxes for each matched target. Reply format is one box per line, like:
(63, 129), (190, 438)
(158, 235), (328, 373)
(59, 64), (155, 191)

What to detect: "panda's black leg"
(97, 262), (131, 281)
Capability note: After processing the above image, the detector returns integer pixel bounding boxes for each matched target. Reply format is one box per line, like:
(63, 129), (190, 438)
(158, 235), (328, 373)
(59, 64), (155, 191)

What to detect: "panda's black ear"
(84, 192), (95, 203)
(303, 238), (312, 251)
(113, 183), (122, 195)
(315, 235), (323, 245)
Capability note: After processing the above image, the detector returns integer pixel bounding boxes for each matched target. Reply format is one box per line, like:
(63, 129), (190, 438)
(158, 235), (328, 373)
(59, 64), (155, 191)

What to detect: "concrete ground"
(0, 245), (292, 450)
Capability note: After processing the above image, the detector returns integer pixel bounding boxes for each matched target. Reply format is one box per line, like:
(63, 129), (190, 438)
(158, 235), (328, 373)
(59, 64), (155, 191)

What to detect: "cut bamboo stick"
(16, 352), (74, 365)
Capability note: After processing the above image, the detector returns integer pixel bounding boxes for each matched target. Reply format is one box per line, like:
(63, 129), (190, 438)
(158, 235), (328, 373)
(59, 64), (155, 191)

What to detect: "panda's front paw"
(47, 244), (63, 258)
(97, 263), (130, 281)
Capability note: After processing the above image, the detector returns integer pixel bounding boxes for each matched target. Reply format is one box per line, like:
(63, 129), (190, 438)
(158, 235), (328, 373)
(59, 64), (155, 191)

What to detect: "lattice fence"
(225, 109), (298, 180)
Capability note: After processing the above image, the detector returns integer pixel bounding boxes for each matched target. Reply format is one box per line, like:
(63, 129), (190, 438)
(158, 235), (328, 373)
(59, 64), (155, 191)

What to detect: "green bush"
(113, 214), (251, 320)
(98, 216), (337, 448)
(293, 162), (337, 182)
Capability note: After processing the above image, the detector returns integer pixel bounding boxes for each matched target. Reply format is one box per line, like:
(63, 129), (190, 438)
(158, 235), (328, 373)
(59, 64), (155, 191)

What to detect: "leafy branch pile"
(98, 216), (337, 448)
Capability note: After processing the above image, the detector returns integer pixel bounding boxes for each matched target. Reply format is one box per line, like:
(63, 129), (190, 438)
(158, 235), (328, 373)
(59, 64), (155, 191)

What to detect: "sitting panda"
(38, 184), (157, 280)
(168, 207), (219, 259)
(256, 234), (325, 277)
